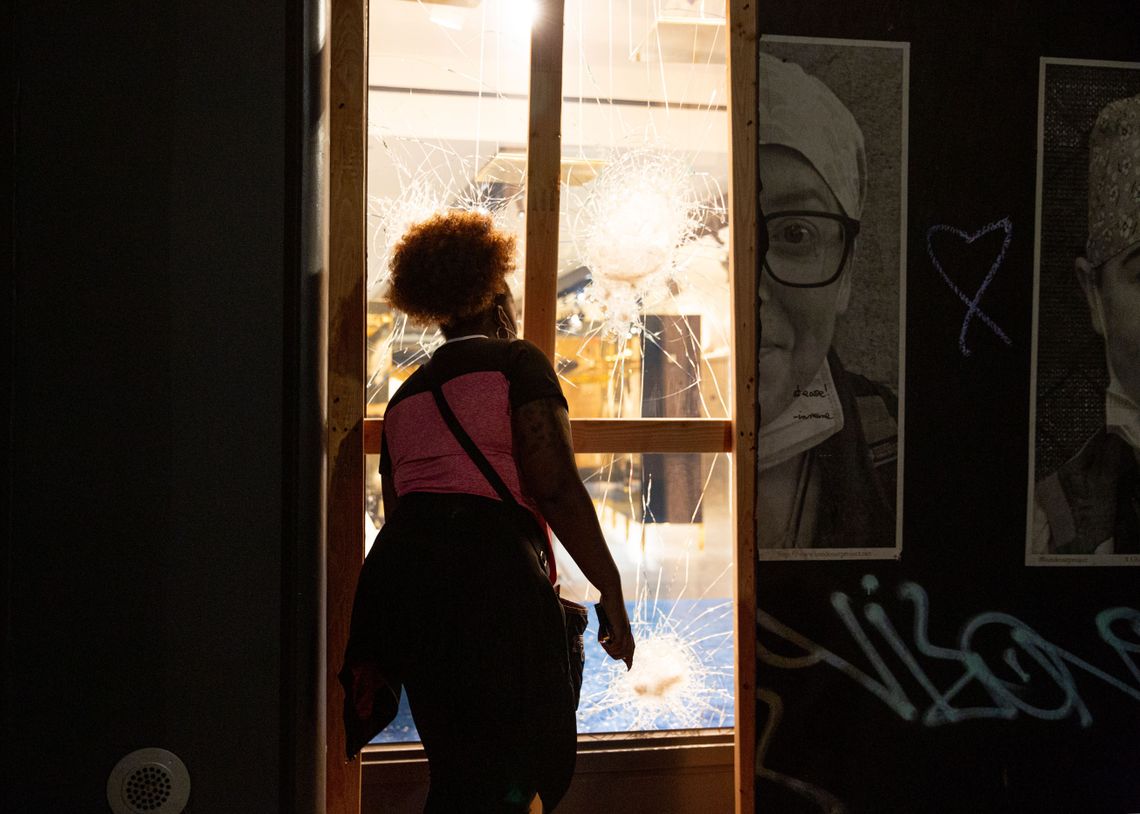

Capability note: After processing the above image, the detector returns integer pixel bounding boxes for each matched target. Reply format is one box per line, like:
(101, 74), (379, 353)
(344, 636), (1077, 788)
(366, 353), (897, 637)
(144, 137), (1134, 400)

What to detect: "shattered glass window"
(554, 0), (731, 419)
(364, 0), (734, 744)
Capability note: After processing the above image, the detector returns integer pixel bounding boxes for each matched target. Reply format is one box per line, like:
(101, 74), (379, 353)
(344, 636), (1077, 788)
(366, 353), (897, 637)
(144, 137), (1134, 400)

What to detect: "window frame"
(326, 1), (758, 811)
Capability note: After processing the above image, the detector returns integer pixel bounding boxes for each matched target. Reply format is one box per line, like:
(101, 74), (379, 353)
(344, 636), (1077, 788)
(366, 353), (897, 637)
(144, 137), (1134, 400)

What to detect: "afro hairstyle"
(386, 209), (517, 327)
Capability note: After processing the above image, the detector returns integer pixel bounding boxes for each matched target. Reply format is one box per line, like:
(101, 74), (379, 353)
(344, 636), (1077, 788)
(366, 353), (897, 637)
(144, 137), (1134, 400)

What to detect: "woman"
(341, 210), (635, 812)
(757, 52), (898, 550)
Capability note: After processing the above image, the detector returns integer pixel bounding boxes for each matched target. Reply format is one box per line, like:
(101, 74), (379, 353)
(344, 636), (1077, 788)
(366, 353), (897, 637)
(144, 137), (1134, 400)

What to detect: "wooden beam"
(364, 417), (733, 455)
(327, 0), (367, 811)
(572, 419), (732, 453)
(522, 0), (565, 361)
(727, 0), (759, 812)
(363, 416), (382, 455)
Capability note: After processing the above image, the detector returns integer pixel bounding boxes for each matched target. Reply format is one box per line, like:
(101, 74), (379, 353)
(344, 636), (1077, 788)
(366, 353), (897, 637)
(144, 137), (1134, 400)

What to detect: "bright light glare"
(576, 148), (709, 337)
(604, 631), (703, 730)
(593, 181), (684, 283)
(504, 0), (538, 37)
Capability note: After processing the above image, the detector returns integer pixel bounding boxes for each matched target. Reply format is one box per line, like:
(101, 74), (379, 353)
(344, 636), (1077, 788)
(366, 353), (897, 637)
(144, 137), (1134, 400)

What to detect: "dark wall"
(755, 1), (1140, 812)
(5, 1), (324, 812)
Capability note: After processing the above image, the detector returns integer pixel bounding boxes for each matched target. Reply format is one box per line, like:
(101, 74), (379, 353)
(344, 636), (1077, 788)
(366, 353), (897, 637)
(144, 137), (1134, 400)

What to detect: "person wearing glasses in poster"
(1033, 92), (1140, 556)
(757, 53), (898, 550)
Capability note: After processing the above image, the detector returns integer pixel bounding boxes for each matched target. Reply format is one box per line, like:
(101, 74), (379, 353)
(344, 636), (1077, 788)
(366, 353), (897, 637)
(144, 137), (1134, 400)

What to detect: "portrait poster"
(756, 36), (908, 561)
(1028, 58), (1140, 566)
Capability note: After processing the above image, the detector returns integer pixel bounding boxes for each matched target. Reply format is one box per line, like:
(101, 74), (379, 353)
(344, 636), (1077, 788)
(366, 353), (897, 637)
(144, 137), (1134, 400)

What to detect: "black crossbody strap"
(428, 362), (551, 576)
(427, 362), (550, 575)
(427, 363), (519, 508)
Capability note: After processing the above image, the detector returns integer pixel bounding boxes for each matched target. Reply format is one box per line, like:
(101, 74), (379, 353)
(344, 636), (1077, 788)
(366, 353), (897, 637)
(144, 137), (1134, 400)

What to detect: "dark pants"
(369, 493), (578, 812)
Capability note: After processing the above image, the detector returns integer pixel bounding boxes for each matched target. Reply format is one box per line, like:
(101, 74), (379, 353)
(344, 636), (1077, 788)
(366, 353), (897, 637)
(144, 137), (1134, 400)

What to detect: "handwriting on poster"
(792, 384), (833, 421)
(757, 577), (1140, 812)
(793, 412), (834, 421)
(926, 218), (1015, 357)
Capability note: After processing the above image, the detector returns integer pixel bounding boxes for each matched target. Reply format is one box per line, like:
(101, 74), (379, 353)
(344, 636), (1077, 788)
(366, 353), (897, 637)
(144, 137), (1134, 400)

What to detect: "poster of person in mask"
(1029, 58), (1140, 565)
(756, 38), (907, 560)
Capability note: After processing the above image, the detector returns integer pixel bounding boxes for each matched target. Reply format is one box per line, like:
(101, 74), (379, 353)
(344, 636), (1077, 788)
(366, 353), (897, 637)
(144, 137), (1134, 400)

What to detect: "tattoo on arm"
(512, 398), (577, 498)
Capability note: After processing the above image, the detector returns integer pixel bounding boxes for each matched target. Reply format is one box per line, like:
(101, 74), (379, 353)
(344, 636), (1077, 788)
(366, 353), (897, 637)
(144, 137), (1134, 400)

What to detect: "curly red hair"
(387, 210), (517, 326)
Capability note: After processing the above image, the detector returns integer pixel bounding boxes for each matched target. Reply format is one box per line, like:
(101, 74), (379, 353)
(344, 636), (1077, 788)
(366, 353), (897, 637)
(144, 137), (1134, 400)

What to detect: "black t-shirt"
(380, 336), (566, 506)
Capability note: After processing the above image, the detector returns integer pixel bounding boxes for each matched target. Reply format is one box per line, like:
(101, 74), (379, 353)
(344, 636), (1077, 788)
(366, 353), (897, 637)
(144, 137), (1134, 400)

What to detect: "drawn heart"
(925, 218), (1014, 357)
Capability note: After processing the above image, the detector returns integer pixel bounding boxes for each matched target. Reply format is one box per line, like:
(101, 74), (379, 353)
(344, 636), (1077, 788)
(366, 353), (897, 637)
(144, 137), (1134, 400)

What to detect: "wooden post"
(523, 0), (565, 360)
(327, 0), (367, 811)
(727, 0), (759, 812)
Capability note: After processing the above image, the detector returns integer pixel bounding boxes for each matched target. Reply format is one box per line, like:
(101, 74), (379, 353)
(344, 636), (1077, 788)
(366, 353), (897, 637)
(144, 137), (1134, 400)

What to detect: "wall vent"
(107, 748), (190, 814)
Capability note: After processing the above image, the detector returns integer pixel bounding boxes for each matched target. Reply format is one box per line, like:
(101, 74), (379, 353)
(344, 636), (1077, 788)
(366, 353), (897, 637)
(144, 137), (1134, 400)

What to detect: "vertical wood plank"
(522, 0), (565, 360)
(327, 0), (367, 811)
(727, 0), (759, 812)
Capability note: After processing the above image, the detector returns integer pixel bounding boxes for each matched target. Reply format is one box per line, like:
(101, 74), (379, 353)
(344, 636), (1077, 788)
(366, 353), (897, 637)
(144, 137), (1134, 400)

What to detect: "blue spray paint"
(756, 578), (1140, 811)
(759, 577), (1140, 727)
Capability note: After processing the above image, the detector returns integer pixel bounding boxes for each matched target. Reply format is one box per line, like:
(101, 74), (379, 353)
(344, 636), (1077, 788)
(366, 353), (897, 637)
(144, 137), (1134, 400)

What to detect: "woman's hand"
(598, 592), (635, 670)
(511, 396), (635, 668)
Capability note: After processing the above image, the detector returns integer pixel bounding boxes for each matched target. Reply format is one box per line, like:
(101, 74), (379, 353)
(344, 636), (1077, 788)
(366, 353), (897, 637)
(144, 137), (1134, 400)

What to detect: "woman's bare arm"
(512, 397), (634, 667)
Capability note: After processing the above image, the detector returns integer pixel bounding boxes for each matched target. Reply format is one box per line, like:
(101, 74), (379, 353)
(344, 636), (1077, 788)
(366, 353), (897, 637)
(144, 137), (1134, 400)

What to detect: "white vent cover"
(107, 748), (190, 814)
